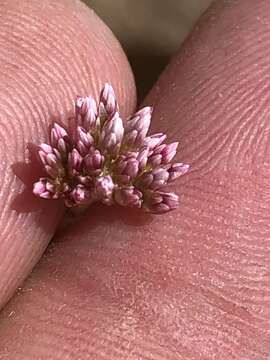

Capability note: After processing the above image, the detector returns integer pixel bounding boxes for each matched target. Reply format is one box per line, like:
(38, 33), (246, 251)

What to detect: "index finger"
(0, 0), (136, 309)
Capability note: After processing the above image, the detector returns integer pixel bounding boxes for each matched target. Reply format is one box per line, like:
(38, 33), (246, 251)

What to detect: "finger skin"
(0, 0), (136, 309)
(1, 0), (270, 359)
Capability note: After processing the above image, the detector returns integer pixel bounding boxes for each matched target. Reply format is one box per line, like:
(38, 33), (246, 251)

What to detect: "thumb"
(0, 0), (136, 309)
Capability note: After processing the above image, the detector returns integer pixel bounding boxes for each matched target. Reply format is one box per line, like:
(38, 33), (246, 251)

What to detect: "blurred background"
(83, 0), (213, 100)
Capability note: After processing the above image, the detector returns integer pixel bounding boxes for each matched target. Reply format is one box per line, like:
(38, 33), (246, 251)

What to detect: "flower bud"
(143, 191), (179, 214)
(68, 148), (83, 176)
(68, 184), (90, 206)
(115, 155), (139, 183)
(139, 167), (169, 190)
(33, 178), (58, 199)
(100, 114), (124, 153)
(84, 150), (104, 175)
(168, 163), (190, 182)
(114, 186), (142, 208)
(76, 126), (94, 155)
(123, 107), (152, 148)
(148, 142), (179, 167)
(76, 96), (97, 130)
(50, 123), (71, 157)
(38, 145), (64, 178)
(143, 132), (166, 150)
(99, 83), (118, 120)
(94, 175), (115, 200)
(136, 147), (149, 170)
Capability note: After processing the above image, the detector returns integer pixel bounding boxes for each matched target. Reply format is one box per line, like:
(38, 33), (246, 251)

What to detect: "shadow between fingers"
(10, 142), (64, 234)
(54, 203), (153, 244)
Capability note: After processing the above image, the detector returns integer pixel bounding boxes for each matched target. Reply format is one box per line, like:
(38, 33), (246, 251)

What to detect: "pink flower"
(33, 84), (189, 214)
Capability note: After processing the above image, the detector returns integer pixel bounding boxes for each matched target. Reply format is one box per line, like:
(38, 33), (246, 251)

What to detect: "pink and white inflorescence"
(33, 84), (189, 214)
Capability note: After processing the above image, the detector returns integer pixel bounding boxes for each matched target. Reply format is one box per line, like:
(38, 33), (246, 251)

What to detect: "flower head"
(33, 84), (189, 214)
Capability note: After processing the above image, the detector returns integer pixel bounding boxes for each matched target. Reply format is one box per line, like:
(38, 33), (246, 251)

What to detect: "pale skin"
(0, 0), (269, 359)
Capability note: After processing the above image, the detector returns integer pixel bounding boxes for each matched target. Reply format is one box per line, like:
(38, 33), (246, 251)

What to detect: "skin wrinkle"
(1, 0), (270, 359)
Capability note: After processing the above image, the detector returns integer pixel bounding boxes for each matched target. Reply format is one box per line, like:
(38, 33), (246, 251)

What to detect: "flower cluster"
(33, 84), (189, 214)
